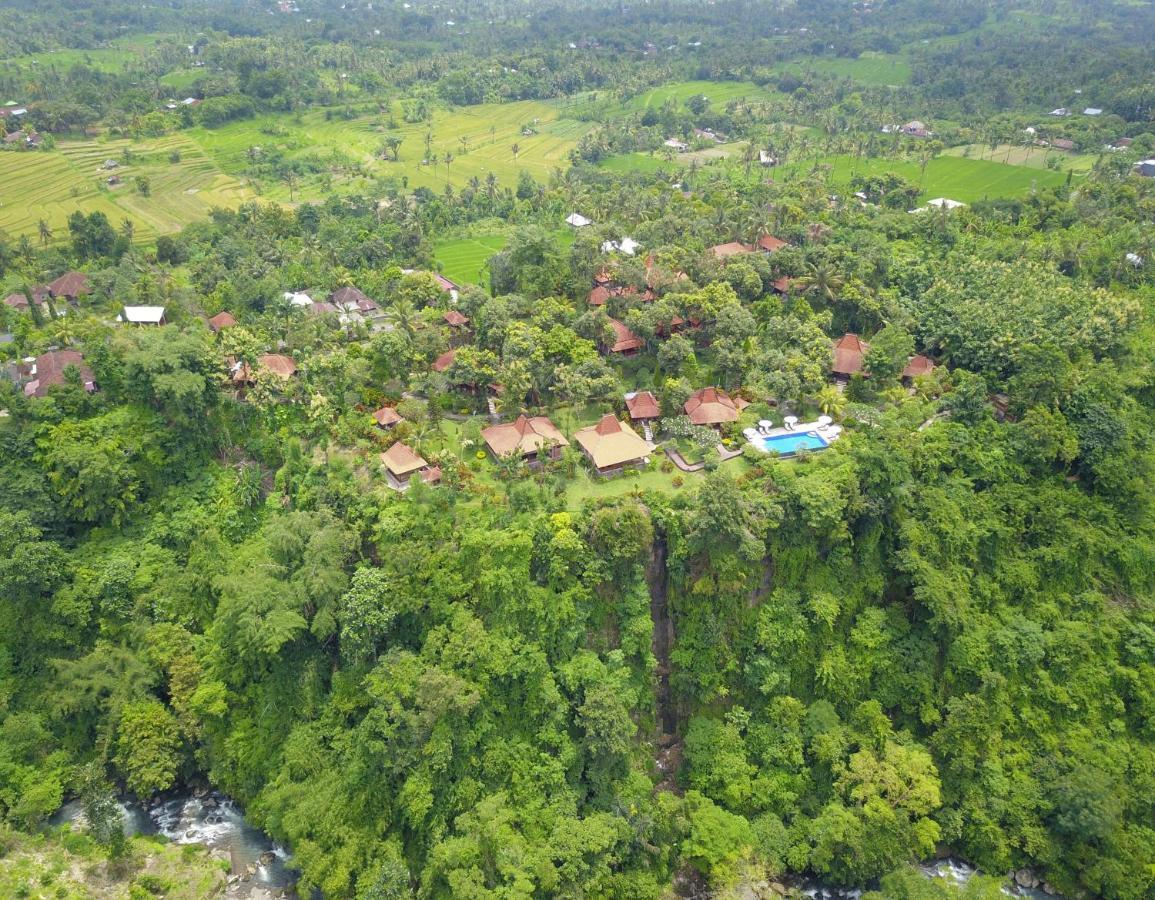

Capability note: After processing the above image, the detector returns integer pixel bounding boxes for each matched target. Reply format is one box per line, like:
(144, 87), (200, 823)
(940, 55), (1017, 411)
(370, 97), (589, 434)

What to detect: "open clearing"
(434, 235), (508, 286)
(0, 134), (254, 242)
(942, 142), (1098, 173)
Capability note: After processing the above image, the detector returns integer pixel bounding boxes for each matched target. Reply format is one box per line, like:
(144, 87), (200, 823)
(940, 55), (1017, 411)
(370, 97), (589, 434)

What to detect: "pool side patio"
(745, 418), (843, 456)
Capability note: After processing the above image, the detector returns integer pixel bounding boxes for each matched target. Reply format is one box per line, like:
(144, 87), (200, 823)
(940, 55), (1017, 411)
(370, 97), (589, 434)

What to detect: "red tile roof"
(207, 311), (236, 332)
(372, 406), (403, 427)
(832, 333), (868, 376)
(608, 318), (644, 353)
(47, 271), (90, 299)
(432, 349), (456, 372)
(710, 241), (754, 258)
(902, 354), (935, 379)
(756, 234), (789, 252)
(626, 390), (660, 420)
(588, 286), (611, 306)
(259, 353), (297, 378)
(24, 350), (96, 397)
(443, 309), (470, 328)
(684, 387), (739, 425)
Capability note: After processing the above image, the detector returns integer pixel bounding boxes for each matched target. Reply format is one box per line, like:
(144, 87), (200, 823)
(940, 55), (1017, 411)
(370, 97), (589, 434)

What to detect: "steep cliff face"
(645, 531), (676, 738)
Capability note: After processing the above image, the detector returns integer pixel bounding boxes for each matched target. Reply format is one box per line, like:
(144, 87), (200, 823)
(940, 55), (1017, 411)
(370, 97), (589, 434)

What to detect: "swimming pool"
(753, 431), (828, 456)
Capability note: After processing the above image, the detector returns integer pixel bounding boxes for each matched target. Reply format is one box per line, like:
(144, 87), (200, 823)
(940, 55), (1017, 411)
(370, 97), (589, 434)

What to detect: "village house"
(710, 235), (789, 259)
(381, 441), (440, 490)
(329, 286), (381, 320)
(625, 390), (661, 423)
(431, 348), (456, 373)
(120, 306), (167, 326)
(607, 318), (644, 355)
(372, 406), (404, 429)
(1051, 138), (1076, 152)
(900, 120), (931, 138)
(684, 387), (741, 428)
(232, 353), (298, 385)
(47, 271), (90, 302)
(574, 414), (653, 476)
(832, 333), (869, 381)
(22, 349), (96, 398)
(207, 311), (237, 333)
(902, 354), (935, 384)
(482, 414), (568, 463)
(1133, 160), (1155, 178)
(565, 212), (592, 228)
(663, 138), (688, 152)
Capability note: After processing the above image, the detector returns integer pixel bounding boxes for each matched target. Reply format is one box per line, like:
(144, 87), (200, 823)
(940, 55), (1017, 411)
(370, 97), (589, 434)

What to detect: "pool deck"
(746, 420), (842, 453)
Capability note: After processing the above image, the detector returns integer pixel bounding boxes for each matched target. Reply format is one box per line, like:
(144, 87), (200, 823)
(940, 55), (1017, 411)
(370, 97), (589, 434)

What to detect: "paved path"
(664, 447), (705, 472)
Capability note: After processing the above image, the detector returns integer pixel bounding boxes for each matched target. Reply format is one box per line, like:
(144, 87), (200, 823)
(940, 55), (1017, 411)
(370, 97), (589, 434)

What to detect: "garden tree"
(656, 333), (696, 376)
(121, 328), (220, 440)
(865, 323), (915, 383)
(446, 346), (499, 392)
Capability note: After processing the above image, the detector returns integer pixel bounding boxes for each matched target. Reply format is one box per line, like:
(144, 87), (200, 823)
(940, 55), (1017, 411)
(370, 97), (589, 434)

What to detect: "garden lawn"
(564, 464), (704, 510)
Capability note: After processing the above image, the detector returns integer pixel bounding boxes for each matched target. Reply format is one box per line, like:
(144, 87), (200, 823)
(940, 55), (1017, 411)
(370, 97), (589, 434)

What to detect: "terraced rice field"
(776, 153), (1075, 202)
(0, 134), (254, 242)
(774, 52), (912, 86)
(187, 99), (593, 197)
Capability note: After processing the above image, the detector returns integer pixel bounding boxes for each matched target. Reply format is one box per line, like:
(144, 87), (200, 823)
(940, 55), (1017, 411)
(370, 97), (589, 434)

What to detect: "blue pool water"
(754, 431), (828, 455)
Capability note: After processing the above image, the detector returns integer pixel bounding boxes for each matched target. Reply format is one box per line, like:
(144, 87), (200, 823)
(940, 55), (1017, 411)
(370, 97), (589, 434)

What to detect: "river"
(51, 791), (299, 898)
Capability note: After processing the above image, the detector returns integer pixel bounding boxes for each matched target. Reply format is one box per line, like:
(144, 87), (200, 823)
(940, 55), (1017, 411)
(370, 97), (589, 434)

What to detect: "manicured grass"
(0, 134), (254, 242)
(775, 52), (912, 86)
(778, 153), (1075, 201)
(564, 464), (703, 510)
(186, 100), (593, 198)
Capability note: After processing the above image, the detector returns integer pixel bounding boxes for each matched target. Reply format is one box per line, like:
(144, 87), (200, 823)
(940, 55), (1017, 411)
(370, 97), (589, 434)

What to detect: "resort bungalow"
(607, 319), (644, 355)
(684, 387), (740, 428)
(372, 406), (404, 429)
(574, 414), (653, 476)
(233, 353), (298, 385)
(710, 235), (789, 259)
(832, 333), (869, 381)
(22, 350), (96, 398)
(588, 286), (611, 306)
(207, 311), (237, 333)
(431, 348), (456, 373)
(625, 390), (661, 423)
(120, 305), (167, 325)
(381, 441), (440, 490)
(47, 271), (90, 302)
(902, 354), (935, 383)
(482, 414), (568, 463)
(443, 310), (471, 345)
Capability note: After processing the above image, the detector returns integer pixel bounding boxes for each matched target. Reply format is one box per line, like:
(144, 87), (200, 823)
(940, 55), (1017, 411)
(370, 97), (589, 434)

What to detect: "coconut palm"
(798, 262), (845, 304)
(816, 385), (846, 418)
(37, 219), (52, 247)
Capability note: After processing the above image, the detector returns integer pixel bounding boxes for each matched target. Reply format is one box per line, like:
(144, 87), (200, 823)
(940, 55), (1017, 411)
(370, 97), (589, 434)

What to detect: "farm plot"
(187, 100), (594, 198)
(0, 134), (254, 242)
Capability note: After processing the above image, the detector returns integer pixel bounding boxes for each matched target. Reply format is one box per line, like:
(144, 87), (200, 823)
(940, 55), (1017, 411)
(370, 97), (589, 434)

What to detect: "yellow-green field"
(188, 99), (593, 198)
(0, 134), (253, 242)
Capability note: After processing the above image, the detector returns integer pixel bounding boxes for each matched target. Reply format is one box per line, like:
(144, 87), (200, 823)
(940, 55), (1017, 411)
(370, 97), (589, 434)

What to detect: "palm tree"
(444, 152), (454, 180)
(120, 218), (135, 243)
(816, 385), (846, 418)
(798, 262), (844, 305)
(511, 143), (520, 160)
(386, 296), (419, 340)
(37, 219), (52, 247)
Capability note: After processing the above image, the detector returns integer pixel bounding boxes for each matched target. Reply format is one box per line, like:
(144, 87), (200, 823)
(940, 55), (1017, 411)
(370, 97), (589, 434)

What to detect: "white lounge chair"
(783, 415), (798, 431)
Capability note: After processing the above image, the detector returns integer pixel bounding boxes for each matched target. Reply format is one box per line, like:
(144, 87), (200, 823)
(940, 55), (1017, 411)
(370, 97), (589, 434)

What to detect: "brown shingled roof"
(482, 414), (568, 458)
(832, 333), (868, 377)
(626, 390), (660, 420)
(259, 353), (297, 379)
(372, 406), (403, 427)
(756, 234), (789, 252)
(710, 241), (754, 259)
(431, 349), (456, 372)
(47, 271), (90, 299)
(207, 311), (237, 332)
(902, 354), (935, 379)
(588, 286), (611, 306)
(443, 309), (470, 328)
(24, 350), (96, 398)
(608, 318), (644, 353)
(381, 441), (428, 476)
(684, 387), (739, 425)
